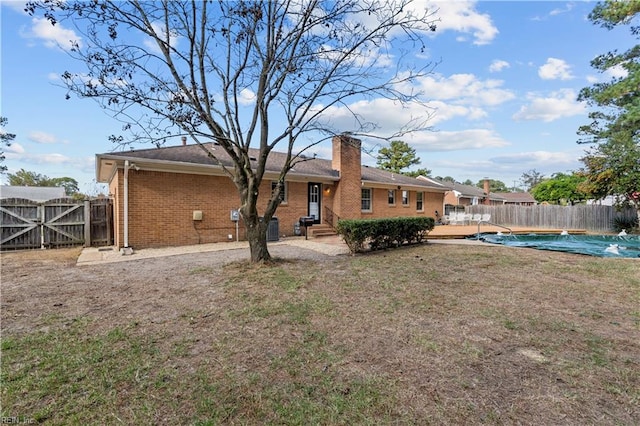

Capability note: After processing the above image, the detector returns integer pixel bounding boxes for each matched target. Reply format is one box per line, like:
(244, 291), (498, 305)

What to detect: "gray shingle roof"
(494, 192), (536, 203)
(0, 186), (66, 202)
(101, 143), (445, 190)
(434, 180), (506, 201)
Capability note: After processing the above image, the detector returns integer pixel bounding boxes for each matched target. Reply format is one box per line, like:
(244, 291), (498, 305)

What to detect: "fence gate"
(1, 198), (42, 250)
(42, 198), (85, 248)
(1, 197), (111, 250)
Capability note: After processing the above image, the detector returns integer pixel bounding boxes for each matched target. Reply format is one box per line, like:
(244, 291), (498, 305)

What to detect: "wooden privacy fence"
(1, 197), (113, 251)
(467, 204), (637, 232)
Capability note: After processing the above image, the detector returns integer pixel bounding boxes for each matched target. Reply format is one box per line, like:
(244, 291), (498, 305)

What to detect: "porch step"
(307, 224), (337, 238)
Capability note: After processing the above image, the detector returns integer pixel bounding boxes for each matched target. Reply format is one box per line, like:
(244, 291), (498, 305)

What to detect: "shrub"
(612, 216), (639, 233)
(336, 217), (435, 254)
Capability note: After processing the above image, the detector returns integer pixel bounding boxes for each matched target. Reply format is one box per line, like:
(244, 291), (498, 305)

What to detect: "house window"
(361, 188), (372, 211)
(402, 190), (409, 205)
(416, 192), (424, 211)
(271, 181), (288, 203)
(388, 189), (396, 205)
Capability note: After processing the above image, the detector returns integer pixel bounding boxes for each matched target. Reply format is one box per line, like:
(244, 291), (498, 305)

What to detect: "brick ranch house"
(96, 135), (448, 249)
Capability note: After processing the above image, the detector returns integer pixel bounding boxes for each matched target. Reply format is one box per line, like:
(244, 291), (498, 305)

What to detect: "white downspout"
(122, 160), (133, 254)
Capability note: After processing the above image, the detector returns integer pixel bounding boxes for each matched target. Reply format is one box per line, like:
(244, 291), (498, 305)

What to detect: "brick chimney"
(332, 134), (362, 219)
(181, 136), (187, 146)
(483, 178), (491, 205)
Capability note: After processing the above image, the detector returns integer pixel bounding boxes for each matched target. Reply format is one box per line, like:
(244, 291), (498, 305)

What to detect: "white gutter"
(122, 161), (138, 254)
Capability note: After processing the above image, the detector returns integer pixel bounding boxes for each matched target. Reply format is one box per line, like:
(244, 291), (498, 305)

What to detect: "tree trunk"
(245, 216), (271, 263)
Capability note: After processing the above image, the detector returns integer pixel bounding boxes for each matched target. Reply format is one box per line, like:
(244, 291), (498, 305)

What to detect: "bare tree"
(27, 0), (439, 262)
(520, 169), (544, 192)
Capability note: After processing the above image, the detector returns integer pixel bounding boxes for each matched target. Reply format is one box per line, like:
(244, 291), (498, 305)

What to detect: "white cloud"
(5, 147), (94, 172)
(549, 3), (575, 17)
(426, 1), (499, 45)
(5, 143), (25, 154)
(426, 101), (487, 123)
(585, 75), (599, 84)
(319, 98), (438, 132)
(531, 2), (575, 21)
(432, 149), (582, 183)
(512, 89), (585, 122)
(407, 128), (510, 151)
(538, 58), (573, 80)
(24, 17), (82, 51)
(606, 64), (629, 79)
(238, 88), (256, 106)
(316, 71), (515, 137)
(417, 73), (515, 106)
(143, 22), (180, 54)
(318, 94), (492, 137)
(317, 43), (394, 69)
(28, 131), (58, 144)
(490, 150), (578, 166)
(489, 60), (510, 73)
(585, 64), (629, 85)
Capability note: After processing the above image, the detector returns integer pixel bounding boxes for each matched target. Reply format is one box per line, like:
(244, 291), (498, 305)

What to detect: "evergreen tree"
(0, 117), (16, 173)
(376, 140), (422, 174)
(578, 0), (640, 222)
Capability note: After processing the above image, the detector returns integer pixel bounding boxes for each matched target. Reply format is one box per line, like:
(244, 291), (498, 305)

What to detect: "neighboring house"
(0, 185), (66, 202)
(418, 178), (505, 213)
(586, 195), (616, 206)
(96, 135), (447, 249)
(494, 192), (536, 206)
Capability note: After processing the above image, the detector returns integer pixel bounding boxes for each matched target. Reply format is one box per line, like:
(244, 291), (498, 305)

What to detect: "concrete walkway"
(78, 225), (578, 266)
(77, 234), (492, 266)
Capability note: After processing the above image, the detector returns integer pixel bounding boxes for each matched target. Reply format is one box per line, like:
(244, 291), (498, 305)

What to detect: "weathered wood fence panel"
(467, 204), (637, 232)
(1, 197), (113, 251)
(0, 198), (41, 250)
(42, 198), (85, 248)
(89, 198), (113, 247)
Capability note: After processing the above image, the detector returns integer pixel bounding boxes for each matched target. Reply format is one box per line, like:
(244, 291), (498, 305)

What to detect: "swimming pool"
(475, 233), (640, 258)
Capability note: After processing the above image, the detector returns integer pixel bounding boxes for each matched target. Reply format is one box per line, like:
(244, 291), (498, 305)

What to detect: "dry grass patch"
(1, 244), (639, 424)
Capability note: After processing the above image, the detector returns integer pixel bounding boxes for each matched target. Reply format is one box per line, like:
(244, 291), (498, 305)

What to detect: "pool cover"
(475, 233), (640, 258)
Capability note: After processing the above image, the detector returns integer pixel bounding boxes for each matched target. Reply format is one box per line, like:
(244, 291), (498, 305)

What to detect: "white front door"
(308, 183), (321, 223)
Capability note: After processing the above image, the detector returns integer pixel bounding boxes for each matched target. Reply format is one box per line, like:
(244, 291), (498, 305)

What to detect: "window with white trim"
(388, 189), (396, 205)
(271, 181), (288, 203)
(416, 192), (424, 211)
(361, 188), (372, 211)
(402, 190), (409, 205)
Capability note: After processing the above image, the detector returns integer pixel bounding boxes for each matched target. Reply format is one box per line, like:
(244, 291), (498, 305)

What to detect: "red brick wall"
(112, 169), (325, 248)
(361, 187), (442, 220)
(332, 135), (362, 219)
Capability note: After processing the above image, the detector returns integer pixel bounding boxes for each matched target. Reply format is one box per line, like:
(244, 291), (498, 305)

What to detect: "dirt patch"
(2, 244), (639, 424)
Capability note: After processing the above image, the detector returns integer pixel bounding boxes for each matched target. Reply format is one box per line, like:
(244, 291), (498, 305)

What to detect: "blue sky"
(1, 1), (635, 193)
